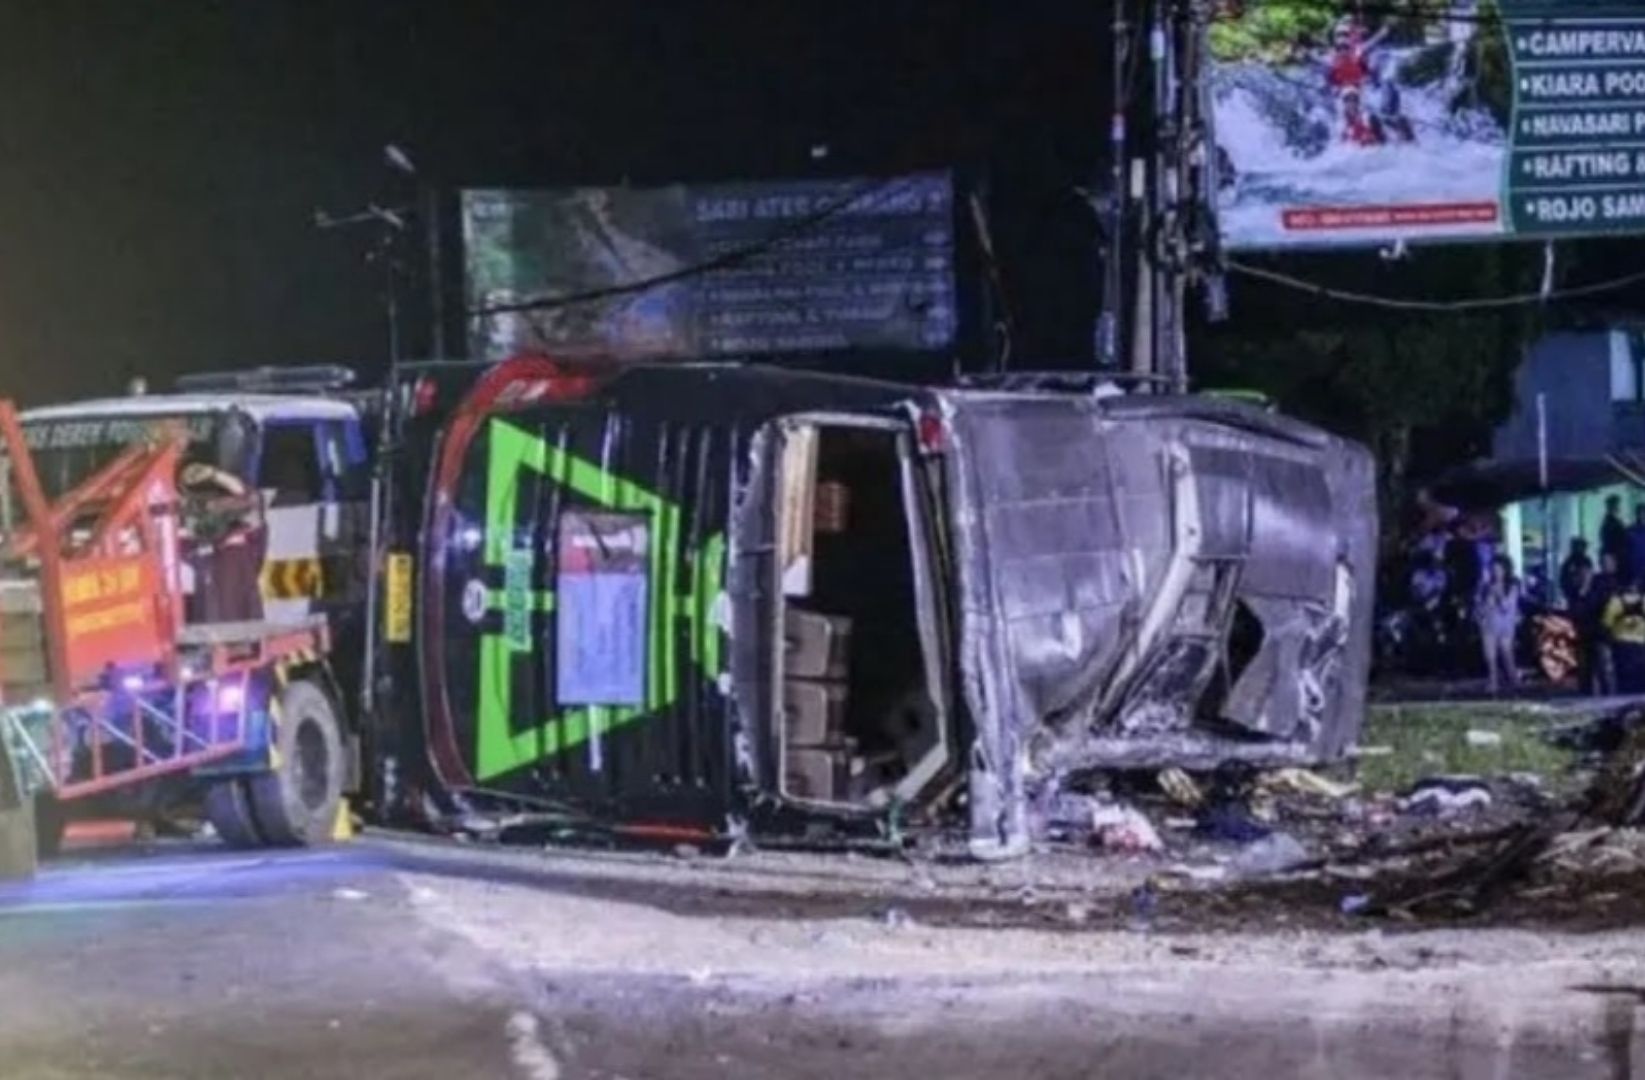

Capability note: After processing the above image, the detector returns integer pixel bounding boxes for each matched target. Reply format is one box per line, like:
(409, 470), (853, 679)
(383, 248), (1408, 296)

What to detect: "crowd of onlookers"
(1390, 495), (1645, 696)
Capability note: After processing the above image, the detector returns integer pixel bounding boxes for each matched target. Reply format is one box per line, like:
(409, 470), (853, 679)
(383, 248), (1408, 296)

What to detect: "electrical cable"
(1227, 258), (1645, 310)
(497, 7), (1589, 317)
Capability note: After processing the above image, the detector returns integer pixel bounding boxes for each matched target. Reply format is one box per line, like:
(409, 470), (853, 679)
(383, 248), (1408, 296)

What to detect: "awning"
(1426, 457), (1632, 509)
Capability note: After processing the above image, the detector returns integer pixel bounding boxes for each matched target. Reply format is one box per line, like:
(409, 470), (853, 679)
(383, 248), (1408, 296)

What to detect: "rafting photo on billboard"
(1211, 0), (1510, 249)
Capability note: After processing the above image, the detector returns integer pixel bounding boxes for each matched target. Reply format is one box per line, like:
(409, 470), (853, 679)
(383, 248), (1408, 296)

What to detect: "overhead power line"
(1227, 259), (1645, 311)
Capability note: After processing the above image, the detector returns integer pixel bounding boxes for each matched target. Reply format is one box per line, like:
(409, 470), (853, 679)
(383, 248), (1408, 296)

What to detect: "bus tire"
(204, 779), (264, 849)
(247, 679), (345, 847)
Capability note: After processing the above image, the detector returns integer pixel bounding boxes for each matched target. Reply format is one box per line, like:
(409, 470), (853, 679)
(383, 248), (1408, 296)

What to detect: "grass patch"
(1356, 703), (1579, 795)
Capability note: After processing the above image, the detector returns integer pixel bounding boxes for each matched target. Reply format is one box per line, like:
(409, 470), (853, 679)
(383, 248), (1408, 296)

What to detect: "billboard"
(462, 172), (956, 362)
(1211, 1), (1645, 249)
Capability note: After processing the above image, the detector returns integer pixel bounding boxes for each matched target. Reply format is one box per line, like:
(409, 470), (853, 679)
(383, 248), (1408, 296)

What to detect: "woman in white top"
(1475, 555), (1521, 696)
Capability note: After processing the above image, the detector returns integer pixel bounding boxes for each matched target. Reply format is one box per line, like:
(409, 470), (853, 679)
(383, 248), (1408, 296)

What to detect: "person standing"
(1604, 577), (1645, 694)
(1559, 537), (1595, 607)
(1476, 556), (1522, 696)
(1567, 562), (1610, 695)
(1592, 551), (1624, 694)
(1602, 495), (1629, 575)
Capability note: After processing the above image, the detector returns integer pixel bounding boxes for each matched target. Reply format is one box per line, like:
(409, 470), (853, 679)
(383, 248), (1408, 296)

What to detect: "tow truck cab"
(15, 387), (372, 631)
(0, 370), (374, 861)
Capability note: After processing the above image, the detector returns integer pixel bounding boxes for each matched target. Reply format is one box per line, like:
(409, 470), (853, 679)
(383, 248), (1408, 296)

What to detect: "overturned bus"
(385, 356), (1376, 858)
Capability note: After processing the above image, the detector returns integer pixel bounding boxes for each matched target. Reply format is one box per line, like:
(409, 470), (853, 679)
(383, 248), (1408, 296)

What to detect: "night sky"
(0, 1), (1113, 405)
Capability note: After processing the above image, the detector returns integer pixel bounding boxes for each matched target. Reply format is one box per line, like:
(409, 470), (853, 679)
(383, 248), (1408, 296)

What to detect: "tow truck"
(0, 368), (373, 877)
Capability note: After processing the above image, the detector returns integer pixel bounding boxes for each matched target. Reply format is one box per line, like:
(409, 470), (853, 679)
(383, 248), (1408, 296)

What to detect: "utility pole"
(1127, 0), (1181, 392)
(1192, 0), (1229, 328)
(1097, 0), (1130, 370)
(1155, 0), (1182, 390)
(1123, 0), (1220, 394)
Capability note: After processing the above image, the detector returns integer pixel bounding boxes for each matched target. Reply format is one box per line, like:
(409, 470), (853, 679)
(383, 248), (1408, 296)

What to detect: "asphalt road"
(0, 843), (519, 1080)
(2, 835), (1642, 1079)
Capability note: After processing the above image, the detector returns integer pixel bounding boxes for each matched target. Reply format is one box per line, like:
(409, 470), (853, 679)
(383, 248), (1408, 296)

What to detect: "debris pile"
(1305, 707), (1645, 923)
(1011, 706), (1645, 930)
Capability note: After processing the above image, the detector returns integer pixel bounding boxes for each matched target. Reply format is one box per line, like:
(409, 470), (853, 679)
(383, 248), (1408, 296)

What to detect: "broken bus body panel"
(938, 391), (1376, 857)
(394, 357), (1376, 855)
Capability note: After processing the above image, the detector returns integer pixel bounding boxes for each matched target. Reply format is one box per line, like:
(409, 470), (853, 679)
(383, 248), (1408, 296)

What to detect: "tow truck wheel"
(204, 779), (264, 848)
(247, 678), (345, 847)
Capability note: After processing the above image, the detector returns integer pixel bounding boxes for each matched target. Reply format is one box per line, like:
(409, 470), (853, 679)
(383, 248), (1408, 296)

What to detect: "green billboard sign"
(1211, 1), (1645, 249)
(1508, 15), (1645, 234)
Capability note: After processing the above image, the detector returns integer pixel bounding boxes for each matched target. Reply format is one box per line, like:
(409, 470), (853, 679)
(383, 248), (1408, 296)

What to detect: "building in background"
(1442, 328), (1645, 596)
